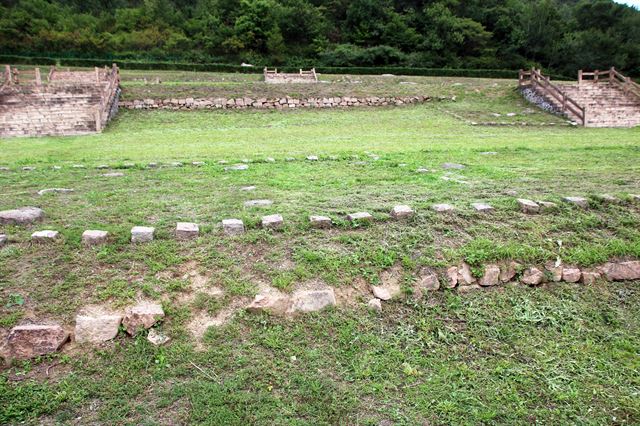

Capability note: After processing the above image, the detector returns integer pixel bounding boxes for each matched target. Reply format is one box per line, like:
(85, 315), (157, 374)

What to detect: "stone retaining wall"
(120, 95), (435, 110)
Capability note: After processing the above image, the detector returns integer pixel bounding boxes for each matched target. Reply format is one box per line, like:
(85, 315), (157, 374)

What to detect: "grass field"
(0, 73), (639, 424)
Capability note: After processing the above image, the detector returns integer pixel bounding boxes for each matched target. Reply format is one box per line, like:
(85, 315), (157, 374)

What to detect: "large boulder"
(5, 324), (69, 360)
(0, 207), (44, 225)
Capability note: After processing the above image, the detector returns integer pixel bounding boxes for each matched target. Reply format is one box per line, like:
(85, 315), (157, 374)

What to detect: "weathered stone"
(600, 261), (640, 281)
(472, 203), (494, 213)
(347, 212), (373, 222)
(442, 163), (465, 170)
(75, 308), (122, 343)
(479, 264), (500, 286)
(432, 204), (454, 213)
(131, 226), (155, 243)
(562, 267), (582, 283)
(102, 172), (124, 177)
(480, 151), (498, 155)
(371, 286), (392, 301)
(72, 164), (86, 169)
(96, 164), (109, 169)
(31, 230), (59, 242)
(457, 262), (476, 286)
(147, 329), (170, 346)
(597, 194), (617, 204)
(265, 157), (275, 163)
(37, 188), (74, 196)
(629, 194), (640, 202)
(390, 205), (414, 219)
(225, 164), (248, 171)
(170, 161), (183, 167)
(122, 302), (165, 335)
(581, 271), (601, 285)
(22, 166), (35, 171)
(147, 162), (158, 168)
(517, 199), (540, 214)
(176, 222), (199, 239)
(244, 199), (273, 207)
(500, 261), (520, 282)
(306, 155), (319, 161)
(240, 186), (256, 191)
(6, 324), (69, 360)
(416, 267), (440, 291)
(416, 168), (430, 173)
(309, 215), (332, 228)
(458, 284), (482, 293)
(368, 298), (382, 313)
(563, 196), (589, 208)
(0, 234), (7, 248)
(192, 161), (206, 166)
(246, 293), (291, 315)
(290, 289), (336, 313)
(0, 207), (44, 225)
(521, 267), (544, 285)
(445, 266), (458, 288)
(262, 214), (284, 229)
(222, 219), (245, 235)
(82, 230), (109, 246)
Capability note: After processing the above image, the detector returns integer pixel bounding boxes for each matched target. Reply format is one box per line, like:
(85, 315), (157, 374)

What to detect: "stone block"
(290, 289), (336, 313)
(600, 261), (640, 281)
(0, 207), (44, 225)
(472, 203), (494, 213)
(368, 298), (382, 313)
(347, 212), (373, 222)
(75, 308), (122, 343)
(37, 188), (74, 196)
(176, 222), (199, 239)
(522, 267), (544, 285)
(222, 219), (245, 235)
(0, 234), (7, 248)
(432, 204), (454, 213)
(479, 264), (500, 286)
(131, 226), (155, 243)
(442, 163), (465, 170)
(581, 271), (601, 285)
(262, 214), (284, 229)
(6, 324), (69, 360)
(31, 230), (59, 242)
(122, 302), (165, 335)
(246, 293), (291, 315)
(563, 197), (589, 208)
(309, 215), (332, 228)
(82, 230), (109, 246)
(390, 205), (414, 219)
(517, 199), (540, 214)
(562, 267), (582, 283)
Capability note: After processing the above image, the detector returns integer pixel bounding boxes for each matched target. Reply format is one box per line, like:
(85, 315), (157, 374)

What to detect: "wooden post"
(35, 67), (41, 86)
(582, 107), (587, 127)
(95, 109), (102, 132)
(625, 77), (631, 96)
(48, 66), (55, 82)
(578, 70), (582, 86)
(4, 65), (11, 84)
(594, 70), (599, 83)
(609, 67), (614, 83)
(95, 67), (100, 83)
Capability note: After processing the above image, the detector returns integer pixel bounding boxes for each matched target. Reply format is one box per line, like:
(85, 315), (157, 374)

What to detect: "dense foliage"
(1, 0), (639, 75)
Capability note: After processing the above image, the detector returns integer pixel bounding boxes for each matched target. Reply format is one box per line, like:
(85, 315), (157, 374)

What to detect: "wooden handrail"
(580, 66), (640, 102)
(519, 67), (586, 125)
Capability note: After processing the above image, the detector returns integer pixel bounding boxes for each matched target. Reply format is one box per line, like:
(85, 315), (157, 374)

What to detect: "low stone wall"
(120, 95), (435, 110)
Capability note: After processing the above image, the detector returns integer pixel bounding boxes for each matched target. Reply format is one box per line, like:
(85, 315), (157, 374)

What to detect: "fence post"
(583, 107), (587, 127)
(35, 67), (41, 86)
(95, 67), (100, 83)
(5, 65), (12, 84)
(95, 109), (102, 132)
(625, 77), (631, 96)
(609, 67), (614, 83)
(578, 70), (582, 86)
(594, 70), (599, 83)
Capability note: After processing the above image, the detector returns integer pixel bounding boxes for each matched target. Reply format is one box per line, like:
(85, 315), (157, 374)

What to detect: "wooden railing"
(519, 67), (586, 125)
(94, 64), (120, 132)
(579, 67), (640, 101)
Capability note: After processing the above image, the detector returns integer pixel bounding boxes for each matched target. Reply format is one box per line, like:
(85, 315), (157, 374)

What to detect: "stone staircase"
(519, 67), (640, 128)
(0, 65), (120, 138)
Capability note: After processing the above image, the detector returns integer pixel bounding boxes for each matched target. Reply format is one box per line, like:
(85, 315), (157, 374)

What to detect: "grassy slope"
(0, 78), (639, 424)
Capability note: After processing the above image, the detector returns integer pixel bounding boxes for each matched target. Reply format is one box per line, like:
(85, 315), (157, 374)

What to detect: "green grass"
(0, 75), (639, 424)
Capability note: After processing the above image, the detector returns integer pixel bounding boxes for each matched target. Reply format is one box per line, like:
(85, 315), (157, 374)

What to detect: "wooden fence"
(579, 67), (640, 101)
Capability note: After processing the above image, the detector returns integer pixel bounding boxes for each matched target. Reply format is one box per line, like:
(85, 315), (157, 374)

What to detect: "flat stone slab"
(102, 172), (124, 177)
(244, 199), (273, 207)
(170, 162), (183, 167)
(176, 222), (199, 239)
(522, 267), (544, 285)
(371, 286), (392, 301)
(6, 324), (69, 360)
(262, 214), (284, 229)
(147, 329), (170, 346)
(479, 152), (497, 155)
(442, 163), (465, 170)
(37, 188), (74, 196)
(240, 186), (256, 191)
(562, 267), (582, 283)
(416, 268), (440, 292)
(192, 161), (206, 166)
(347, 212), (373, 222)
(563, 197), (589, 208)
(225, 164), (249, 171)
(265, 157), (276, 163)
(0, 207), (44, 225)
(222, 219), (245, 235)
(82, 230), (109, 246)
(247, 293), (292, 316)
(131, 226), (155, 243)
(306, 156), (319, 161)
(96, 164), (109, 169)
(22, 166), (36, 171)
(72, 164), (86, 169)
(75, 308), (122, 343)
(123, 302), (165, 335)
(368, 298), (382, 313)
(391, 205), (414, 219)
(0, 234), (7, 248)
(432, 204), (454, 213)
(472, 203), (494, 213)
(479, 264), (501, 286)
(597, 194), (617, 204)
(309, 215), (332, 228)
(537, 201), (558, 210)
(290, 289), (336, 313)
(601, 261), (640, 281)
(416, 168), (430, 173)
(517, 199), (540, 214)
(31, 230), (59, 242)
(147, 162), (158, 168)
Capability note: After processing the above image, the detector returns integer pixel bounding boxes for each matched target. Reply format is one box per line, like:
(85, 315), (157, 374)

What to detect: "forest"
(1, 0), (639, 75)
